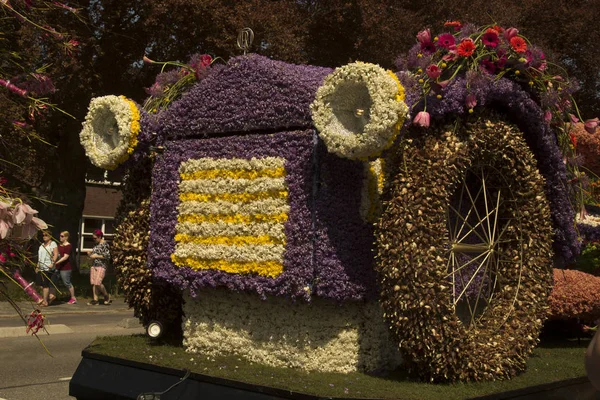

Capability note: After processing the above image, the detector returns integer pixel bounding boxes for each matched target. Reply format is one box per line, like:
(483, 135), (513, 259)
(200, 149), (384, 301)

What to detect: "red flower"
(480, 59), (496, 74)
(426, 65), (442, 79)
(482, 28), (499, 48)
(444, 21), (462, 31)
(200, 54), (213, 67)
(570, 132), (578, 148)
(457, 38), (476, 57)
(510, 36), (527, 53)
(437, 33), (456, 49)
(420, 41), (436, 55)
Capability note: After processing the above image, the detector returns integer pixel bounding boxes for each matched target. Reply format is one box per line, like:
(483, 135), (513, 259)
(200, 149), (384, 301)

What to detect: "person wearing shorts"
(86, 229), (111, 305)
(55, 230), (77, 304)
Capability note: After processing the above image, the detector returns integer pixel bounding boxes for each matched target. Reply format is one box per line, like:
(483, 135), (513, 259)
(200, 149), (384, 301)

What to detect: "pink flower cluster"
(409, 22), (559, 128)
(0, 196), (47, 240)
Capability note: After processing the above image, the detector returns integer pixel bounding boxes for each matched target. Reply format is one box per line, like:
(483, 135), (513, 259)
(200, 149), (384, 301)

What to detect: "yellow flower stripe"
(179, 177), (286, 195)
(180, 167), (286, 181)
(178, 198), (289, 217)
(171, 256), (283, 277)
(387, 70), (406, 102)
(120, 96), (141, 155)
(176, 222), (286, 241)
(179, 191), (288, 203)
(178, 212), (288, 224)
(175, 234), (284, 246)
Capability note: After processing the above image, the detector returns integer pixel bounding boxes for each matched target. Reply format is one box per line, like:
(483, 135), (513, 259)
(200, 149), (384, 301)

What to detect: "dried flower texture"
(183, 290), (402, 373)
(548, 269), (600, 322)
(376, 116), (553, 382)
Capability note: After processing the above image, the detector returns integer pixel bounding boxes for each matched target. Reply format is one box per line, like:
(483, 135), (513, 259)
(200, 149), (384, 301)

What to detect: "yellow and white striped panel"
(172, 157), (289, 278)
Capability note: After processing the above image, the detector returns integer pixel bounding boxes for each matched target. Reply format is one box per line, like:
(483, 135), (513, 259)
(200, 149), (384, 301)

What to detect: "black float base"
(70, 351), (599, 400)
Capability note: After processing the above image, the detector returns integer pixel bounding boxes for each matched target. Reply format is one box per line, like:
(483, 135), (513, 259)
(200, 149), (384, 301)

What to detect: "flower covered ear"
(80, 95), (141, 170)
(310, 62), (409, 160)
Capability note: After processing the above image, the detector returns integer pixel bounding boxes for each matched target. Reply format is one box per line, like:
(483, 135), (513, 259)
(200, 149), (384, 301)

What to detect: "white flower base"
(183, 289), (402, 373)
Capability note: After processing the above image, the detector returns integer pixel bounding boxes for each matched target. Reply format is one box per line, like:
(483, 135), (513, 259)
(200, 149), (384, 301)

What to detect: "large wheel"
(376, 116), (554, 382)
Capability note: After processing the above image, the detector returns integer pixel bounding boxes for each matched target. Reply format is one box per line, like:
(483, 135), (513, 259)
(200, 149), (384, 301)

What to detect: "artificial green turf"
(86, 335), (589, 399)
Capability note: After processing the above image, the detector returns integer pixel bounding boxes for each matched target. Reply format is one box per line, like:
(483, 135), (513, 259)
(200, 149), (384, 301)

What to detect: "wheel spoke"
(453, 183), (483, 242)
(452, 205), (496, 244)
(444, 250), (490, 279)
(455, 251), (492, 304)
(481, 168), (493, 244)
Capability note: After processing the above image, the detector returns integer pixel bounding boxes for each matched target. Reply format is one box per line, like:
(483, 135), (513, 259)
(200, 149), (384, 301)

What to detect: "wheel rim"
(446, 166), (522, 329)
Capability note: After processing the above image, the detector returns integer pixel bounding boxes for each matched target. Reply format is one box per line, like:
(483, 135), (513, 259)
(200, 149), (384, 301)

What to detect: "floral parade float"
(76, 21), (598, 387)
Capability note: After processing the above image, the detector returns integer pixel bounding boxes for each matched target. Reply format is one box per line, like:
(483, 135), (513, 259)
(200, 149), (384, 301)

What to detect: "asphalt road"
(0, 311), (144, 400)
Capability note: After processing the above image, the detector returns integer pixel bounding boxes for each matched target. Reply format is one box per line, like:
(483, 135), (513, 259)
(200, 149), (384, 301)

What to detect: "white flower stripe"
(174, 243), (285, 262)
(178, 198), (289, 216)
(176, 222), (286, 241)
(178, 177), (287, 195)
(180, 157), (286, 174)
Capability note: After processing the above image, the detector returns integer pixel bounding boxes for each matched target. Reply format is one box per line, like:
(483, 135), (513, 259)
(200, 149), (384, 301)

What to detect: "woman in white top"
(36, 230), (58, 306)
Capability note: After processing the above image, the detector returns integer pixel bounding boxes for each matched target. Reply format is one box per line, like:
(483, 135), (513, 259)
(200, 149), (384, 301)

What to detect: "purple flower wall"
(157, 55), (332, 142)
(313, 144), (378, 301)
(150, 131), (316, 300)
(149, 130), (378, 301)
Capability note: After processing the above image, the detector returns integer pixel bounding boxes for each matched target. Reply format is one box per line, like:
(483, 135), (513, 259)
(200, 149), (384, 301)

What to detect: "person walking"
(36, 230), (58, 307)
(87, 229), (111, 305)
(55, 230), (77, 304)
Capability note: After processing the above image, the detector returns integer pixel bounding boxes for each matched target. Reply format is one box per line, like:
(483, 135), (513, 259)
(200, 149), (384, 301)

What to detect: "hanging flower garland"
(80, 95), (141, 170)
(311, 62), (409, 160)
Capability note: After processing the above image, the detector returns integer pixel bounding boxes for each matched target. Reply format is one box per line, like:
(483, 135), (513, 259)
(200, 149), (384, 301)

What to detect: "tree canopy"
(1, 0), (599, 241)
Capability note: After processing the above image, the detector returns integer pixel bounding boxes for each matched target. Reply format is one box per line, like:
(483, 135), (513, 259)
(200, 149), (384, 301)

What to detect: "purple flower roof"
(399, 75), (579, 262)
(157, 54), (332, 141)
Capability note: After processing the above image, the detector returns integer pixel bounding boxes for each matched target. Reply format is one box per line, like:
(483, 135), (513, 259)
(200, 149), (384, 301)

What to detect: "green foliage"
(87, 335), (587, 400)
(573, 242), (600, 275)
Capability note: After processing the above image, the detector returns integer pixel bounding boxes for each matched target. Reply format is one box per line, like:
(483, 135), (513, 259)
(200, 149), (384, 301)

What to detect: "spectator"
(36, 230), (57, 306)
(55, 230), (77, 304)
(86, 229), (111, 305)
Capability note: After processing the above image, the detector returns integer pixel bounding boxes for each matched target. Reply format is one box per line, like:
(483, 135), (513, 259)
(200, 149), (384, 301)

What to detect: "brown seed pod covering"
(112, 156), (183, 337)
(376, 116), (554, 382)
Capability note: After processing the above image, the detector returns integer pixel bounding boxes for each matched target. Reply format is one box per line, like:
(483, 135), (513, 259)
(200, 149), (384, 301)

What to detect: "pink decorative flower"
(0, 254), (6, 263)
(465, 94), (477, 109)
(569, 114), (580, 124)
(585, 118), (599, 134)
(482, 28), (499, 48)
(200, 54), (213, 67)
(437, 33), (456, 49)
(143, 55), (155, 64)
(442, 49), (458, 62)
(413, 111), (430, 128)
(544, 111), (553, 122)
(426, 65), (442, 79)
(417, 29), (432, 44)
(504, 27), (519, 41)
